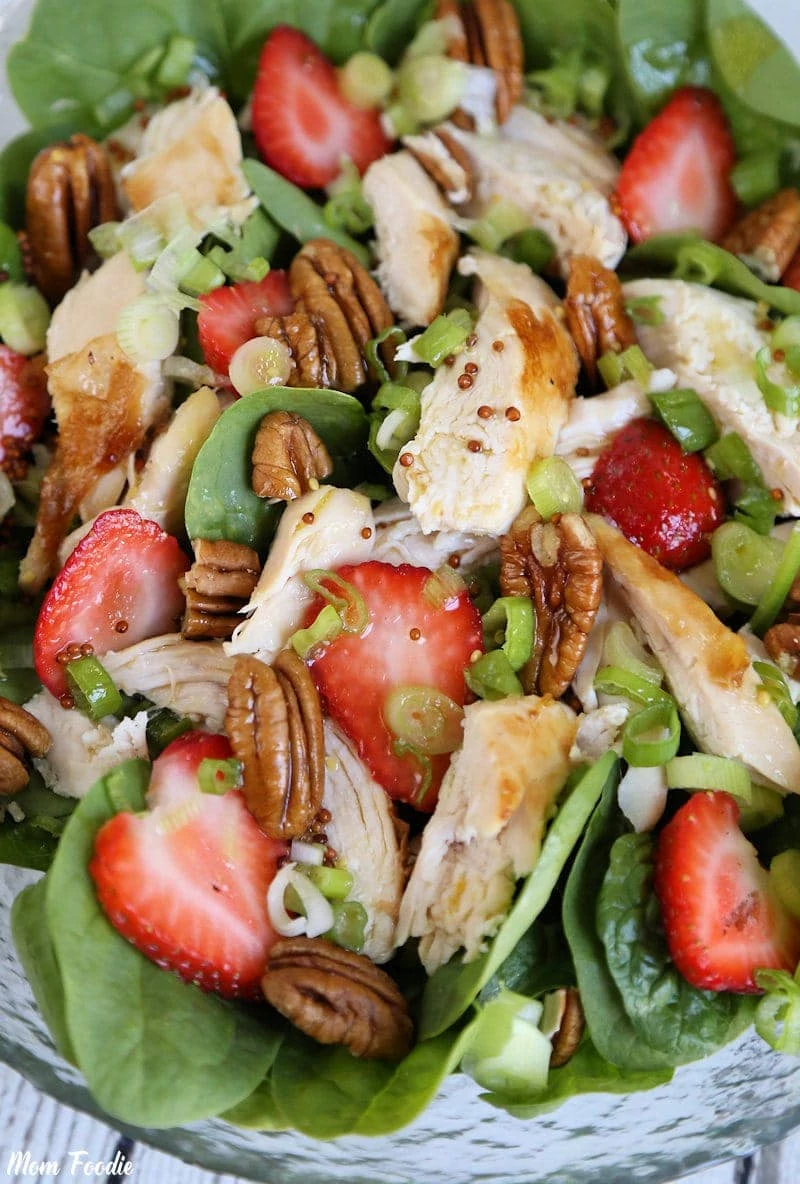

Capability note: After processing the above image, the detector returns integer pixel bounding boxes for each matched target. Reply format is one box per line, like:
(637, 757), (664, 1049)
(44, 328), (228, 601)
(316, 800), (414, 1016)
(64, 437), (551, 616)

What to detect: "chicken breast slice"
(372, 499), (499, 570)
(362, 150), (459, 327)
(226, 487), (375, 663)
(393, 250), (578, 536)
(121, 87), (255, 229)
(322, 721), (405, 964)
(46, 250), (148, 364)
(555, 380), (652, 481)
(102, 634), (234, 731)
(448, 108), (626, 274)
(624, 278), (800, 513)
(589, 515), (800, 792)
(396, 694), (577, 974)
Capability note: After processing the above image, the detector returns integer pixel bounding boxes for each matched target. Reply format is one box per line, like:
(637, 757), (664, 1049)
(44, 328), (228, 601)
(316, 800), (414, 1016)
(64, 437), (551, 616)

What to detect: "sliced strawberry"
(251, 26), (391, 189)
(197, 271), (293, 376)
(0, 346), (50, 480)
(90, 731), (286, 999)
(305, 562), (483, 810)
(585, 417), (724, 571)
(615, 87), (737, 243)
(654, 791), (800, 993)
(34, 508), (189, 699)
(783, 249), (800, 292)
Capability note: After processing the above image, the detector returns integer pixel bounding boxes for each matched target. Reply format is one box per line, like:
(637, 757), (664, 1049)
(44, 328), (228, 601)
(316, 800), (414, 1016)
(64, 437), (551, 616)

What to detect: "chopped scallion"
(464, 650), (524, 701)
(704, 432), (780, 535)
(197, 757), (242, 795)
(750, 522), (800, 636)
(65, 656), (123, 722)
(383, 684), (464, 756)
(325, 900), (367, 952)
(665, 753), (751, 797)
(624, 295), (665, 327)
(526, 456), (584, 518)
(649, 388), (719, 452)
(396, 53), (466, 125)
(156, 35), (196, 89)
(593, 666), (671, 708)
(711, 521), (783, 606)
(413, 309), (474, 367)
(622, 700), (680, 767)
(0, 283), (50, 355)
(481, 596), (535, 672)
(117, 295), (180, 363)
(466, 199), (530, 253)
(597, 344), (653, 389)
(228, 335), (293, 395)
(179, 254), (226, 297)
(338, 51), (394, 109)
(290, 603), (343, 660)
(602, 622), (662, 686)
(368, 381), (422, 472)
(392, 738), (434, 806)
(303, 569), (370, 634)
(500, 227), (555, 273)
(365, 325), (407, 385)
(145, 708), (193, 759)
(755, 346), (800, 417)
(754, 660), (798, 730)
(298, 863), (354, 901)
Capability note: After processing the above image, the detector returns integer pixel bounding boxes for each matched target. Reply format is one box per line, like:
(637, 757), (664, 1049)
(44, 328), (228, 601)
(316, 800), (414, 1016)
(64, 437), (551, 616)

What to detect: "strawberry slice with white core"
(654, 791), (800, 993)
(90, 731), (287, 1000)
(305, 562), (483, 810)
(251, 26), (391, 189)
(197, 271), (293, 377)
(33, 508), (189, 699)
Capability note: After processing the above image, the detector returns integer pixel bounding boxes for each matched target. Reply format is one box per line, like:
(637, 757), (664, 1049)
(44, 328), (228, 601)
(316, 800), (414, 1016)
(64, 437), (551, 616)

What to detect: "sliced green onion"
(751, 523), (800, 636)
(704, 432), (780, 535)
(674, 239), (726, 287)
(403, 369), (433, 394)
(526, 47), (583, 120)
(501, 227), (555, 273)
(665, 753), (751, 796)
(206, 208), (280, 282)
(769, 850), (800, 920)
(145, 708), (193, 759)
(464, 650), (524, 701)
(117, 294), (180, 362)
(64, 656), (123, 722)
(738, 782), (785, 833)
(396, 53), (466, 125)
(155, 34), (196, 88)
(368, 381), (421, 472)
(602, 622), (662, 686)
(290, 603), (343, 660)
(772, 317), (800, 363)
(460, 988), (552, 1098)
(525, 456), (584, 518)
(481, 597), (535, 672)
(384, 685), (464, 756)
(755, 346), (800, 416)
(392, 738), (434, 805)
(325, 900), (367, 952)
(413, 309), (474, 367)
(0, 640), (33, 674)
(422, 564), (467, 610)
(594, 666), (671, 708)
(383, 102), (419, 137)
(466, 199), (530, 253)
(624, 295), (665, 327)
(711, 521), (783, 606)
(365, 325), (407, 385)
(755, 967), (800, 1054)
(228, 335), (293, 396)
(303, 569), (370, 634)
(338, 52), (394, 109)
(298, 863), (354, 901)
(197, 757), (242, 795)
(622, 701), (680, 767)
(323, 191), (374, 237)
(649, 388), (719, 452)
(115, 691), (152, 720)
(117, 213), (167, 269)
(597, 344), (653, 390)
(88, 221), (122, 259)
(178, 254), (226, 297)
(405, 16), (458, 59)
(754, 660), (799, 730)
(731, 151), (782, 208)
(0, 283), (50, 355)
(0, 222), (24, 283)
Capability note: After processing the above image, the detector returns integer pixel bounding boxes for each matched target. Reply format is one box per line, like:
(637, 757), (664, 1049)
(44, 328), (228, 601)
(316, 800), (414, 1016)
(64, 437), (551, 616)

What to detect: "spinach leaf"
(184, 386), (369, 551)
(598, 833), (755, 1065)
(365, 0), (425, 64)
(243, 160), (370, 265)
(45, 759), (281, 1128)
(754, 794), (800, 864)
(220, 1074), (287, 1130)
(482, 1037), (672, 1119)
(11, 877), (75, 1064)
(419, 752), (618, 1041)
(0, 774), (76, 872)
(479, 916), (575, 1004)
(707, 0), (800, 129)
(624, 233), (800, 316)
(617, 0), (710, 117)
(562, 775), (674, 1073)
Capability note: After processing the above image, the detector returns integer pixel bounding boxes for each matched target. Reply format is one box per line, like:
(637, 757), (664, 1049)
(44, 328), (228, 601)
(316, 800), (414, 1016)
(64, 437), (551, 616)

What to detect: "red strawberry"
(34, 508), (189, 699)
(654, 792), (800, 993)
(197, 271), (293, 376)
(305, 562), (483, 810)
(585, 417), (724, 570)
(615, 87), (737, 243)
(0, 346), (50, 479)
(251, 26), (391, 189)
(91, 731), (286, 999)
(783, 250), (800, 292)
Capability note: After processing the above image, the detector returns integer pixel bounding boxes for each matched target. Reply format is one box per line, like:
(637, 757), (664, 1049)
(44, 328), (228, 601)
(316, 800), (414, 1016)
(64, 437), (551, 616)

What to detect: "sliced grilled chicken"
(322, 721), (405, 964)
(372, 498), (499, 570)
(393, 250), (578, 536)
(395, 694), (577, 973)
(555, 379), (652, 481)
(102, 633), (234, 730)
(589, 514), (800, 792)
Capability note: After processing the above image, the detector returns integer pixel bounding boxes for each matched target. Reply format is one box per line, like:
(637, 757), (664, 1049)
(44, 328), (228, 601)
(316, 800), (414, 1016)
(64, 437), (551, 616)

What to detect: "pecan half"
(251, 411), (333, 501)
(437, 0), (524, 125)
(564, 255), (637, 385)
(181, 539), (261, 641)
(764, 621), (800, 680)
(289, 238), (394, 393)
(0, 697), (51, 795)
(404, 128), (475, 205)
(550, 988), (585, 1068)
(225, 652), (324, 839)
(26, 134), (118, 302)
(262, 936), (414, 1060)
(721, 189), (800, 283)
(500, 506), (603, 698)
(254, 310), (338, 389)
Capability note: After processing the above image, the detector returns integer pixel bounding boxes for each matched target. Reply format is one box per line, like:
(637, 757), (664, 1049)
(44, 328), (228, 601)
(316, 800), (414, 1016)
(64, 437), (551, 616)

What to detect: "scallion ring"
(303, 569), (370, 634)
(464, 650), (524, 701)
(750, 522), (800, 636)
(383, 685), (465, 756)
(593, 665), (672, 708)
(622, 701), (681, 767)
(481, 596), (535, 672)
(525, 456), (583, 518)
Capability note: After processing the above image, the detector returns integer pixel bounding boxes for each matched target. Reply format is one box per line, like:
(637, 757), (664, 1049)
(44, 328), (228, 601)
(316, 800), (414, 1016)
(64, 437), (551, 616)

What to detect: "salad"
(2, 0), (800, 1143)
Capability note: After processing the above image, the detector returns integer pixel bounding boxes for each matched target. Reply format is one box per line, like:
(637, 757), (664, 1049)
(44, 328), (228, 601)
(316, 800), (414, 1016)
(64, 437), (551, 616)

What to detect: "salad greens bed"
(2, 0), (800, 1141)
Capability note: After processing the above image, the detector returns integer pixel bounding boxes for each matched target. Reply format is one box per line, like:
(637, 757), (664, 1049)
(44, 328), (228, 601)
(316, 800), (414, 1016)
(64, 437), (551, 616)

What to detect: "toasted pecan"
(0, 697), (51, 795)
(405, 128), (475, 205)
(181, 539), (261, 641)
(564, 255), (637, 385)
(251, 411), (333, 501)
(254, 309), (337, 389)
(764, 621), (800, 681)
(550, 988), (585, 1068)
(722, 189), (800, 284)
(437, 0), (523, 125)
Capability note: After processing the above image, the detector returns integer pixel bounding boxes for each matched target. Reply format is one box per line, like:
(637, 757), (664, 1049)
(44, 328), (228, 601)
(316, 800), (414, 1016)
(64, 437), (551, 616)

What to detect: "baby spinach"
(624, 234), (800, 316)
(220, 1074), (287, 1130)
(44, 759), (281, 1128)
(617, 0), (710, 118)
(479, 916), (575, 1005)
(419, 752), (618, 1041)
(365, 0), (425, 64)
(11, 878), (75, 1065)
(707, 0), (800, 129)
(598, 833), (755, 1066)
(184, 386), (370, 551)
(0, 775), (76, 872)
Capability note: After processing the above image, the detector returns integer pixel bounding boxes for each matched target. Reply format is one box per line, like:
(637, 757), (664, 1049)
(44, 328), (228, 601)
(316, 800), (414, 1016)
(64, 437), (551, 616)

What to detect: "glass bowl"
(3, 1), (800, 1178)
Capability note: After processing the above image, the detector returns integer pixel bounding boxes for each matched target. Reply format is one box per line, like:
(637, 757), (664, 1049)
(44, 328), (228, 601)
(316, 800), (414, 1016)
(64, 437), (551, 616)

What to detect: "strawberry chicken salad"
(2, 0), (800, 1137)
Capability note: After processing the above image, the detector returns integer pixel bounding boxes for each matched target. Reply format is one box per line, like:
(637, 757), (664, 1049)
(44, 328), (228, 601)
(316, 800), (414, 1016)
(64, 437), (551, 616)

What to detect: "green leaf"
(0, 774), (76, 872)
(184, 387), (369, 551)
(597, 833), (755, 1065)
(419, 753), (618, 1041)
(617, 0), (710, 116)
(242, 160), (370, 265)
(707, 0), (800, 129)
(365, 0), (425, 64)
(479, 917), (575, 1004)
(11, 878), (76, 1064)
(219, 1074), (288, 1130)
(45, 759), (281, 1128)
